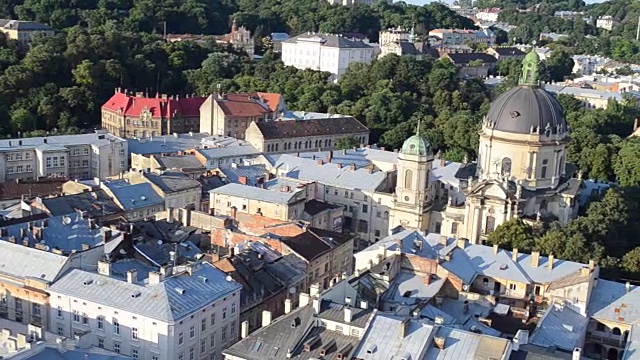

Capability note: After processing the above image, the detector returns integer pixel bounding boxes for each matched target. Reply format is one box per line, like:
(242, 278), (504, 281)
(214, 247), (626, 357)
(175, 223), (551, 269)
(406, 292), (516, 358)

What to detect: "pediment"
(470, 181), (510, 199)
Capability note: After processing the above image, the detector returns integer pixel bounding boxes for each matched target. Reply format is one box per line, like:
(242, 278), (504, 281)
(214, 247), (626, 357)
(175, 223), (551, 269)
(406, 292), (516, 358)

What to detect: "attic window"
(510, 111), (520, 119)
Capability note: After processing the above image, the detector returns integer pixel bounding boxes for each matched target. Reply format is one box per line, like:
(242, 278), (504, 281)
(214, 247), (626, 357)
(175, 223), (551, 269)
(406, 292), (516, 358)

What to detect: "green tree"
(614, 140), (640, 187)
(487, 218), (536, 251)
(335, 137), (360, 150)
(621, 247), (640, 273)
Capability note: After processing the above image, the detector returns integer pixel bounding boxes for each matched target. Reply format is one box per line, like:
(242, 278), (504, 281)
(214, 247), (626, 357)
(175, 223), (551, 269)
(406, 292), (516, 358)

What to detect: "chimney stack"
(434, 336), (446, 350)
(344, 306), (352, 323)
(493, 244), (499, 255)
(126, 269), (137, 284)
(328, 151), (333, 163)
(309, 283), (321, 298)
(316, 159), (324, 166)
(97, 260), (110, 276)
(349, 163), (356, 171)
(573, 347), (582, 360)
(399, 318), (410, 338)
(241, 321), (249, 339)
(531, 251), (540, 268)
(456, 238), (467, 249)
(148, 271), (162, 284)
(299, 293), (310, 307)
(261, 311), (272, 327)
(548, 254), (555, 270)
(512, 248), (519, 262)
(312, 298), (321, 313)
(284, 298), (293, 314)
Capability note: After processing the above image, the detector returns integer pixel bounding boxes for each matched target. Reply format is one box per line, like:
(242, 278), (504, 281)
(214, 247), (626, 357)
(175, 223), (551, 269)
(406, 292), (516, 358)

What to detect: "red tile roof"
(0, 179), (65, 201)
(256, 92), (283, 113)
(102, 92), (206, 118)
(216, 93), (271, 118)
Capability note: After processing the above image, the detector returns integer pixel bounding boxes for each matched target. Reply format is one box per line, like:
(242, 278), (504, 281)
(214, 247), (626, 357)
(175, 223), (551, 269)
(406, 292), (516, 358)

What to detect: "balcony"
(587, 332), (626, 348)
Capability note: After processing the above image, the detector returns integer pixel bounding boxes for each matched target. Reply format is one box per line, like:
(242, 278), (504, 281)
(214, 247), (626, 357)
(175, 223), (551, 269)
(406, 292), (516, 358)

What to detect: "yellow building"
(0, 19), (54, 45)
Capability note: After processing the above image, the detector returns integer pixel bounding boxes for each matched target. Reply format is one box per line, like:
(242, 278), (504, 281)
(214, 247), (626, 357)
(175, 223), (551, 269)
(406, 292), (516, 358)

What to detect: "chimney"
(317, 159), (324, 166)
(493, 244), (499, 255)
(284, 298), (293, 314)
(512, 248), (519, 262)
(349, 163), (356, 171)
(327, 151), (333, 162)
(238, 176), (248, 185)
(399, 318), (411, 338)
(337, 163), (343, 169)
(261, 311), (272, 327)
(440, 159), (445, 166)
(97, 260), (110, 276)
(312, 298), (321, 313)
(310, 283), (321, 298)
(126, 270), (137, 284)
(573, 347), (582, 360)
(439, 235), (447, 246)
(531, 251), (540, 268)
(344, 306), (352, 323)
(299, 292), (310, 307)
(589, 259), (595, 271)
(241, 321), (249, 339)
(456, 238), (467, 249)
(360, 300), (368, 309)
(424, 274), (431, 285)
(148, 271), (162, 284)
(102, 228), (112, 242)
(434, 336), (446, 350)
(548, 254), (555, 270)
(626, 281), (631, 293)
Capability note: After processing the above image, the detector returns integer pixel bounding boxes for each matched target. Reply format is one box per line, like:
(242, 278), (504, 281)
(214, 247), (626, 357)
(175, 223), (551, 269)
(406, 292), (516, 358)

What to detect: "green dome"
(401, 134), (431, 156)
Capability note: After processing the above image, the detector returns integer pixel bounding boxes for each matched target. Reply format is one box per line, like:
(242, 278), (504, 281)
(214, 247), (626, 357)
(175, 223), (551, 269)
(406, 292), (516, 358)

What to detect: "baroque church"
(388, 50), (583, 244)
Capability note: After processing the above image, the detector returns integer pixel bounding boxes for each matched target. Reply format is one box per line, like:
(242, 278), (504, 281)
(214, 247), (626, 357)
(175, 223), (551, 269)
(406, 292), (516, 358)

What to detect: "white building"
(475, 8), (501, 22)
(47, 261), (242, 360)
(0, 130), (127, 182)
(596, 15), (617, 31)
(281, 33), (374, 82)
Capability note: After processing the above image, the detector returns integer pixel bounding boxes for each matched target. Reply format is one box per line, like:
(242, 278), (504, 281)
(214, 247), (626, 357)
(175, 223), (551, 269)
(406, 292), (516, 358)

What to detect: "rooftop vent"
(83, 280), (93, 286)
(499, 263), (508, 270)
(365, 343), (377, 354)
(131, 291), (141, 298)
(175, 287), (186, 295)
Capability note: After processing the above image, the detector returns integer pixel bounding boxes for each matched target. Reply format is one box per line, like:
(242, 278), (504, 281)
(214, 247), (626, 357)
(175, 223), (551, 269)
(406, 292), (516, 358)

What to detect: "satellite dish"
(140, 196), (146, 201)
(119, 249), (126, 255)
(289, 287), (296, 295)
(226, 275), (233, 282)
(62, 216), (72, 225)
(157, 240), (163, 245)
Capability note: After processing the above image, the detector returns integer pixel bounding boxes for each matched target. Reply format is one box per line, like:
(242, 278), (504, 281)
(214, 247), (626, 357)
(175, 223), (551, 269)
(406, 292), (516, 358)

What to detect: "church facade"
(388, 50), (583, 244)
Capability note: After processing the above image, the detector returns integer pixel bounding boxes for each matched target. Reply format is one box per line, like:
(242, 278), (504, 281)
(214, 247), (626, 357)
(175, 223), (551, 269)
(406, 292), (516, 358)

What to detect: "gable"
(470, 182), (509, 199)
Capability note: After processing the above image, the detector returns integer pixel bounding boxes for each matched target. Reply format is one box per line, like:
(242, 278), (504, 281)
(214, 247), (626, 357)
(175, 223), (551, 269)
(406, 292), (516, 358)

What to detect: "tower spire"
(416, 118), (421, 136)
(519, 48), (540, 86)
(409, 22), (416, 44)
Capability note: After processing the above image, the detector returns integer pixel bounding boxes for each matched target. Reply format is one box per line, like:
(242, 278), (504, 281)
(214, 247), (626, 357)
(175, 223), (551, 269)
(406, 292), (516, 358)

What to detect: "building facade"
(198, 93), (277, 138)
(217, 19), (255, 57)
(0, 131), (127, 182)
(101, 89), (206, 138)
(47, 262), (242, 360)
(0, 20), (54, 45)
(281, 33), (374, 81)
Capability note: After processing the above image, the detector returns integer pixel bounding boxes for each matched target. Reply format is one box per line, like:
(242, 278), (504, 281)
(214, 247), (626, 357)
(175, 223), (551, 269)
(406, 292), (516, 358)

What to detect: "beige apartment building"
(0, 20), (54, 45)
(245, 117), (369, 154)
(210, 182), (308, 220)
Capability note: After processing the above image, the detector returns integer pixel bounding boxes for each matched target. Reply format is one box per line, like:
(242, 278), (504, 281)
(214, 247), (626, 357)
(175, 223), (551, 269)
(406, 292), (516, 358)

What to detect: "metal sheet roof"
(353, 314), (434, 360)
(0, 240), (68, 282)
(210, 183), (302, 205)
(48, 262), (241, 323)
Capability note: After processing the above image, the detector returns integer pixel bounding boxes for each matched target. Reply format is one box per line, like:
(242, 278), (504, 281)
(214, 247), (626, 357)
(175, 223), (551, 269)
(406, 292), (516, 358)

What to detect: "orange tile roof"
(235, 213), (304, 237)
(256, 92), (283, 112)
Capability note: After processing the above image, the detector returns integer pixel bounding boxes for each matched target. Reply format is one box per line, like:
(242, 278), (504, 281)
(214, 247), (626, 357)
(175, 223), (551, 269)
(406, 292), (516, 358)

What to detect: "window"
(25, 164), (32, 172)
(190, 325), (195, 339)
(60, 156), (65, 167)
(72, 148), (80, 156)
(485, 216), (496, 234)
(501, 157), (512, 176)
(221, 326), (227, 341)
(52, 156), (59, 167)
(374, 229), (381, 237)
(201, 339), (206, 353)
(113, 342), (120, 353)
(82, 160), (88, 167)
(222, 308), (227, 320)
(5, 166), (13, 174)
(57, 325), (64, 335)
(152, 356), (159, 360)
(509, 283), (517, 290)
(132, 327), (138, 340)
(190, 347), (195, 360)
(179, 331), (184, 345)
(362, 204), (368, 213)
(132, 348), (139, 359)
(45, 157), (52, 168)
(596, 322), (606, 332)
(113, 318), (120, 335)
(534, 285), (541, 295)
(97, 316), (104, 330)
(15, 165), (23, 173)
(451, 222), (459, 235)
(357, 219), (368, 233)
(98, 337), (104, 348)
(119, 149), (125, 156)
(201, 318), (206, 332)
(120, 160), (125, 169)
(541, 159), (548, 178)
(82, 312), (88, 324)
(73, 310), (80, 323)
(230, 321), (236, 335)
(210, 332), (216, 348)
(83, 148), (89, 155)
(404, 169), (414, 190)
(15, 152), (22, 160)
(231, 303), (236, 314)
(57, 306), (63, 318)
(435, 222), (442, 233)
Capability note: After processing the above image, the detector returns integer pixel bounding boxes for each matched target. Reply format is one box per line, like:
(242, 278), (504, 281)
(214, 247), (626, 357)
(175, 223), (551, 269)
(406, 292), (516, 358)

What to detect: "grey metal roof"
(48, 262), (241, 323)
(0, 19), (53, 31)
(0, 240), (68, 282)
(40, 190), (122, 218)
(210, 183), (302, 205)
(285, 33), (372, 49)
(219, 165), (268, 185)
(0, 214), (114, 254)
(383, 271), (445, 304)
(318, 300), (374, 328)
(134, 240), (203, 267)
(102, 180), (164, 210)
(486, 85), (567, 134)
(588, 279), (640, 323)
(143, 171), (201, 193)
(353, 314), (434, 360)
(530, 304), (588, 352)
(197, 144), (261, 159)
(422, 326), (511, 360)
(265, 154), (387, 191)
(127, 133), (208, 155)
(154, 155), (204, 170)
(0, 131), (124, 151)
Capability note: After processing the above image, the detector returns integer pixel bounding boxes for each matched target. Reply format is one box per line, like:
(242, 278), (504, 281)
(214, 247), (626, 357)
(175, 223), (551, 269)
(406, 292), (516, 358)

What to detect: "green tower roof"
(518, 49), (540, 86)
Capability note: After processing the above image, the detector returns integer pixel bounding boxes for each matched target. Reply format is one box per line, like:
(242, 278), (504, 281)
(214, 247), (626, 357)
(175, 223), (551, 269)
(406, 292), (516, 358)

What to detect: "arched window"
(501, 158), (512, 176)
(383, 211), (389, 220)
(485, 216), (496, 233)
(613, 327), (622, 336)
(404, 169), (414, 190)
